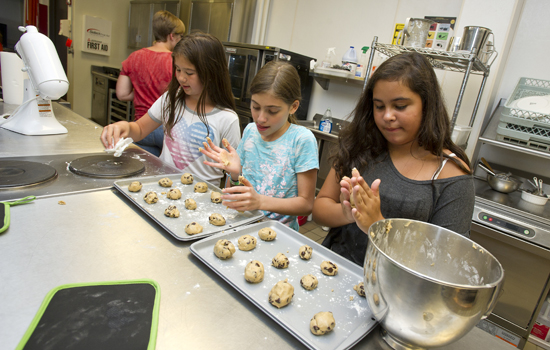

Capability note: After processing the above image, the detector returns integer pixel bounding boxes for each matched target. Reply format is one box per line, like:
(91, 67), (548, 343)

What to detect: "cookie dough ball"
(238, 234), (257, 251)
(299, 245), (313, 260)
(244, 260), (264, 283)
(166, 188), (182, 200)
(185, 222), (203, 235)
(258, 227), (277, 241)
(185, 198), (197, 210)
(310, 312), (336, 336)
(209, 213), (226, 226)
(300, 274), (319, 291)
(164, 205), (180, 218)
(354, 282), (366, 297)
(272, 253), (289, 269)
(158, 177), (173, 187)
(214, 239), (235, 259)
(211, 191), (222, 204)
(268, 279), (294, 308)
(194, 182), (208, 193)
(181, 173), (194, 184)
(128, 181), (142, 192)
(144, 191), (158, 204)
(321, 261), (338, 276)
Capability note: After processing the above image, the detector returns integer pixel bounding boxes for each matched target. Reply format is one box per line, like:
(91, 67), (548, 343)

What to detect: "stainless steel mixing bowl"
(365, 219), (504, 349)
(487, 173), (521, 193)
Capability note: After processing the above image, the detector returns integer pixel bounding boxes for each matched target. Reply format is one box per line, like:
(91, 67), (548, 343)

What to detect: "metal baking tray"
(190, 221), (377, 350)
(114, 174), (264, 241)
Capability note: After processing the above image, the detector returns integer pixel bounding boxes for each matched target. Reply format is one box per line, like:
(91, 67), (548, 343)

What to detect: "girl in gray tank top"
(312, 52), (474, 265)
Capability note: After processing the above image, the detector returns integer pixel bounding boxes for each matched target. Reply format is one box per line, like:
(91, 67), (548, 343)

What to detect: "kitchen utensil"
(446, 36), (461, 52)
(521, 190), (549, 206)
(487, 173), (522, 193)
(459, 26), (494, 57)
(1, 196), (36, 234)
(401, 18), (435, 48)
(478, 162), (496, 176)
(480, 157), (496, 173)
(365, 219), (504, 349)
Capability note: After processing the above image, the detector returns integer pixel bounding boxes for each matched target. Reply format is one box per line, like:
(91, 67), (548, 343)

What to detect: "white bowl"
(521, 191), (549, 205)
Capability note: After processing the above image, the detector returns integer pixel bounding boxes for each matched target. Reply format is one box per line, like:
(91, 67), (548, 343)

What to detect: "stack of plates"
(511, 95), (550, 114)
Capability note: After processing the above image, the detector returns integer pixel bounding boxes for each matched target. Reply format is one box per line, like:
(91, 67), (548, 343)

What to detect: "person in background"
(200, 61), (319, 231)
(101, 32), (240, 184)
(312, 52), (474, 265)
(115, 10), (184, 157)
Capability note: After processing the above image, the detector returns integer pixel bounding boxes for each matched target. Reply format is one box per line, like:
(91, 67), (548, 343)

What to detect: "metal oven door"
(470, 207), (550, 348)
(225, 47), (260, 109)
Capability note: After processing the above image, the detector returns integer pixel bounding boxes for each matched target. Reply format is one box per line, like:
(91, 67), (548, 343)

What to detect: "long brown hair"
(249, 61), (301, 124)
(333, 52), (471, 180)
(163, 32), (236, 137)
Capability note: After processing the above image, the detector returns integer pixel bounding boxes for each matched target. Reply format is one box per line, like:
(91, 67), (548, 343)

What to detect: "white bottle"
(355, 46), (370, 79)
(342, 46), (358, 75)
(319, 108), (333, 133)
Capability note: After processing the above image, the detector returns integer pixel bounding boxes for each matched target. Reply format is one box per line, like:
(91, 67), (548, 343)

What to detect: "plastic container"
(451, 125), (472, 146)
(521, 191), (549, 206)
(342, 46), (358, 75)
(319, 108), (333, 133)
(354, 46), (370, 80)
(531, 295), (550, 341)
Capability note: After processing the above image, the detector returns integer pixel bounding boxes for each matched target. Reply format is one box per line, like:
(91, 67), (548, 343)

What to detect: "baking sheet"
(114, 174), (264, 241)
(190, 221), (377, 350)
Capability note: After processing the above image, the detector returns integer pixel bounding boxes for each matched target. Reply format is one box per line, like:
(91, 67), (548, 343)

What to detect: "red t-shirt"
(121, 48), (172, 120)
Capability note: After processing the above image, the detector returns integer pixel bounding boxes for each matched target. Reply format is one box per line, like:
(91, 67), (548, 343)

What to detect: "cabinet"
(108, 88), (134, 124)
(364, 36), (494, 131)
(128, 0), (181, 50)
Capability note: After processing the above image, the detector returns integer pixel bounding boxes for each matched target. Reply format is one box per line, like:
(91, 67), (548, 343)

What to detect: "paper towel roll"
(1, 52), (29, 105)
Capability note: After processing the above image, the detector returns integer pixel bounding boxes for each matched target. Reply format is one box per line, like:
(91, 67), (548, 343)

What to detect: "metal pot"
(365, 219), (504, 349)
(487, 173), (522, 193)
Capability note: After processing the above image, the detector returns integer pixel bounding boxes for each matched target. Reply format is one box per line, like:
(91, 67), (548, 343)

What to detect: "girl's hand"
(100, 121), (130, 149)
(351, 177), (383, 234)
(338, 168), (362, 224)
(221, 176), (262, 212)
(200, 137), (241, 177)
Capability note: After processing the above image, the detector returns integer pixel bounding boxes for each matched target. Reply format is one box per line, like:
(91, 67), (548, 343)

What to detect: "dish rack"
(497, 77), (550, 152)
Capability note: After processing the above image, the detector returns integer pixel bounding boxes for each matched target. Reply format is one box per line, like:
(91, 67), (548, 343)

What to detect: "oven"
(470, 101), (550, 349)
(223, 42), (315, 132)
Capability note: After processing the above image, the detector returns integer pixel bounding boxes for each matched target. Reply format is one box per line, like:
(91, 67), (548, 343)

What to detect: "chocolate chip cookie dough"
(185, 222), (203, 235)
(144, 191), (158, 204)
(268, 279), (294, 308)
(321, 261), (338, 276)
(214, 239), (235, 259)
(184, 198), (197, 210)
(310, 312), (336, 335)
(238, 235), (257, 251)
(164, 205), (180, 218)
(194, 182), (208, 193)
(209, 213), (226, 226)
(181, 173), (193, 184)
(298, 245), (313, 260)
(271, 253), (289, 269)
(244, 260), (264, 283)
(211, 191), (222, 203)
(166, 188), (182, 200)
(353, 282), (366, 297)
(128, 181), (142, 192)
(258, 227), (277, 241)
(300, 274), (318, 291)
(158, 177), (173, 187)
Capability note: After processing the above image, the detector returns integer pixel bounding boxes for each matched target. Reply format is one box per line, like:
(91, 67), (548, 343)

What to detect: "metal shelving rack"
(364, 36), (494, 130)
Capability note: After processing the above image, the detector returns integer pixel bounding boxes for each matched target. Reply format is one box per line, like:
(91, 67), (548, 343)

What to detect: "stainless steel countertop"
(0, 101), (514, 350)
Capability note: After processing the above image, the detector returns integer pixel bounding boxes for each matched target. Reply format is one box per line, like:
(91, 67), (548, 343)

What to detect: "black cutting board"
(16, 280), (160, 350)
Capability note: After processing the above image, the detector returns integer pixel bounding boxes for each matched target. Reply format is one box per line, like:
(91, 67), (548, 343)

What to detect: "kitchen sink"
(297, 114), (350, 141)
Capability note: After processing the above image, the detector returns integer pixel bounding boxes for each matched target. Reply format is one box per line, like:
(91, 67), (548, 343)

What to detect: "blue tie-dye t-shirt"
(237, 123), (319, 231)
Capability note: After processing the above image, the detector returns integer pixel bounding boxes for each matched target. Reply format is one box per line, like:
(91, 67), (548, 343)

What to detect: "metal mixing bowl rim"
(367, 219), (505, 290)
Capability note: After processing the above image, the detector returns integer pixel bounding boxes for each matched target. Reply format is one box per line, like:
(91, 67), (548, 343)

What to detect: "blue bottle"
(319, 108), (333, 133)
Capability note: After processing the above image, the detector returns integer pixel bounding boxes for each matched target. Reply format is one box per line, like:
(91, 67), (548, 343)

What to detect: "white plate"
(514, 95), (550, 114)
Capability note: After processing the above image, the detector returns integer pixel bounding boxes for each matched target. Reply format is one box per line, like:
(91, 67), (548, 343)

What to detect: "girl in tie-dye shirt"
(201, 61), (319, 230)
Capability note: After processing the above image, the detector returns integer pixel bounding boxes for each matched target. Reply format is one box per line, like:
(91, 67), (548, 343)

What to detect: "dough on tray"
(300, 274), (318, 291)
(238, 234), (257, 251)
(158, 177), (173, 187)
(144, 191), (158, 204)
(299, 245), (313, 260)
(310, 312), (336, 336)
(209, 213), (226, 226)
(211, 191), (222, 203)
(214, 239), (235, 259)
(354, 282), (366, 297)
(244, 260), (264, 283)
(271, 253), (289, 269)
(164, 205), (180, 218)
(166, 188), (182, 200)
(320, 261), (338, 276)
(258, 227), (277, 241)
(185, 222), (203, 235)
(181, 173), (194, 184)
(185, 198), (197, 210)
(268, 279), (294, 308)
(194, 182), (208, 193)
(128, 181), (142, 192)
